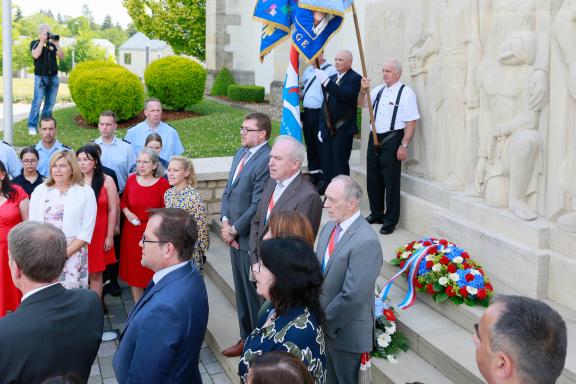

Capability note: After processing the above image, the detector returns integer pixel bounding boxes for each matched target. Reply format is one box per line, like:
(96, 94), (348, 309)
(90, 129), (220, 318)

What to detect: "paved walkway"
(89, 283), (231, 384)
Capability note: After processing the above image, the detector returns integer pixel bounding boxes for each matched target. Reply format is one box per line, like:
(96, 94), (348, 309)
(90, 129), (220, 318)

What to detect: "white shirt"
(152, 261), (189, 284)
(21, 282), (60, 302)
(266, 171), (300, 220)
(370, 81), (420, 133)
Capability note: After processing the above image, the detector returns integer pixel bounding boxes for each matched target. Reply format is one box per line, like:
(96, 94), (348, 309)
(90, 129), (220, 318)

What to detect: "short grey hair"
(384, 59), (402, 74)
(38, 24), (51, 34)
(8, 221), (67, 283)
(333, 175), (363, 204)
(144, 97), (162, 110)
(490, 295), (567, 384)
(139, 147), (164, 178)
(274, 135), (306, 168)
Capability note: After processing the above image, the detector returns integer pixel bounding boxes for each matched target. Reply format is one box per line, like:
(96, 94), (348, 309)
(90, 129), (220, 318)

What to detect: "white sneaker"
(28, 128), (37, 135)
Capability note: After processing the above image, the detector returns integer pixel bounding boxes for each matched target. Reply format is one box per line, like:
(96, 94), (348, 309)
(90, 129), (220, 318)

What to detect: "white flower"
(444, 247), (452, 254)
(414, 243), (423, 249)
(449, 273), (460, 282)
(401, 251), (410, 259)
(471, 269), (481, 275)
(425, 255), (433, 261)
(385, 323), (396, 335)
(438, 277), (449, 286)
(452, 256), (463, 264)
(467, 286), (478, 295)
(432, 264), (442, 272)
(386, 355), (399, 364)
(377, 333), (391, 348)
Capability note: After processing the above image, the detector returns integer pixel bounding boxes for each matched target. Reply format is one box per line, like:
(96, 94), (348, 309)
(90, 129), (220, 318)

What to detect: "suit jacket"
(220, 144), (271, 251)
(113, 262), (208, 384)
(249, 173), (323, 263)
(0, 284), (103, 383)
(320, 69), (362, 136)
(316, 215), (383, 353)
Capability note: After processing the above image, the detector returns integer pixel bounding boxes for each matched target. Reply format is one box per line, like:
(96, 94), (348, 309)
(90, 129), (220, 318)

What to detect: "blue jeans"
(28, 75), (60, 130)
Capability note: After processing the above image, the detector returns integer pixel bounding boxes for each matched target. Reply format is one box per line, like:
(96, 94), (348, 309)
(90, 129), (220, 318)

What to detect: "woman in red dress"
(0, 160), (29, 317)
(77, 145), (119, 298)
(120, 148), (169, 302)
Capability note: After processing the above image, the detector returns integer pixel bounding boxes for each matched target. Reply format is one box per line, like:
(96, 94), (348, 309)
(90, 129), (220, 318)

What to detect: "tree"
(14, 6), (23, 22)
(101, 15), (113, 30)
(98, 27), (129, 55)
(123, 0), (206, 60)
(12, 38), (33, 75)
(59, 35), (108, 74)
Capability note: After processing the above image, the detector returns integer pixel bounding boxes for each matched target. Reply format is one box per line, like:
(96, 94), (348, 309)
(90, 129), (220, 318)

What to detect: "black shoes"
(103, 279), (122, 297)
(365, 214), (384, 224)
(380, 225), (395, 235)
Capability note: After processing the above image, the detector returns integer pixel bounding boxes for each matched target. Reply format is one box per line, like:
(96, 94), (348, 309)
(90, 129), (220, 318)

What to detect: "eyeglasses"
(240, 126), (262, 133)
(251, 259), (263, 274)
(141, 235), (169, 245)
(22, 159), (38, 164)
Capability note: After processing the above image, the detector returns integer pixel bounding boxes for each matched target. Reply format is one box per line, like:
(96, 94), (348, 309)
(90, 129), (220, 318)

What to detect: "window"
(124, 53), (132, 65)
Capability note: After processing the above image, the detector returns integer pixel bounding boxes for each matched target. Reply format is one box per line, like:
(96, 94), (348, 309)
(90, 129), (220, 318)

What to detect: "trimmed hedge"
(210, 67), (235, 96)
(72, 66), (144, 124)
(227, 85), (265, 103)
(68, 60), (121, 101)
(144, 56), (206, 110)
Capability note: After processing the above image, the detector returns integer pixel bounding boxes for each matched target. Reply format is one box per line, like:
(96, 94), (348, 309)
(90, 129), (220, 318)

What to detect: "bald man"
(314, 50), (362, 193)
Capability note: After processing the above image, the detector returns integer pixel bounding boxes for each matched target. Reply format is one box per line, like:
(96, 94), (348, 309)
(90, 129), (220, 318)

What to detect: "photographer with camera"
(27, 24), (64, 136)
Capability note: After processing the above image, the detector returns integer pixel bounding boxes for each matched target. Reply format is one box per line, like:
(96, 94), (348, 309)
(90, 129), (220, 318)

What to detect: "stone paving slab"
(88, 283), (230, 384)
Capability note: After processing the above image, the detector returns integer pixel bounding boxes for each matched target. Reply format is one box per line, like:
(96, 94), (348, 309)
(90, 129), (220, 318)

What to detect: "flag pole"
(351, 2), (379, 147)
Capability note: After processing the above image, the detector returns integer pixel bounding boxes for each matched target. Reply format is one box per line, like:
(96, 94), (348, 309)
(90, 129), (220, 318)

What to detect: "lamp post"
(2, 0), (13, 143)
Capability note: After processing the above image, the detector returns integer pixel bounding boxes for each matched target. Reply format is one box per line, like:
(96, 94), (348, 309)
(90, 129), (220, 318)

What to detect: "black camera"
(47, 32), (60, 41)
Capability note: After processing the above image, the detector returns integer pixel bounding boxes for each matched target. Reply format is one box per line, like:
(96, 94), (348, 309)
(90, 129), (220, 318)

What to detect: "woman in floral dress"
(164, 156), (209, 271)
(29, 150), (97, 289)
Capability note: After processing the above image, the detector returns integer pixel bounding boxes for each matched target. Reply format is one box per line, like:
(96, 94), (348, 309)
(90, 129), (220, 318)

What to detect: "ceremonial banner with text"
(254, 0), (296, 62)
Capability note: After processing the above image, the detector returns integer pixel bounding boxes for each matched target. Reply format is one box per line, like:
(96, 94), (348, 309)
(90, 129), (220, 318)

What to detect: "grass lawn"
(13, 98), (280, 158)
(0, 77), (72, 103)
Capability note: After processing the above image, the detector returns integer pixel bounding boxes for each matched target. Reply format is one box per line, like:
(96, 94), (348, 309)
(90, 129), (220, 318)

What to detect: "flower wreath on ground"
(385, 237), (494, 308)
(372, 292), (409, 363)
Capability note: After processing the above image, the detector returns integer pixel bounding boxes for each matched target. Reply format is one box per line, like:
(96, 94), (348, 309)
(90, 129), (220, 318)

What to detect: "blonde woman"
(29, 150), (97, 289)
(165, 156), (209, 271)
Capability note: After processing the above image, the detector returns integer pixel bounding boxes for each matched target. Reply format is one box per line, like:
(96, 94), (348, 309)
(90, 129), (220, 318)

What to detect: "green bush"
(210, 67), (235, 96)
(72, 66), (144, 124)
(144, 56), (206, 110)
(227, 85), (265, 103)
(68, 60), (121, 101)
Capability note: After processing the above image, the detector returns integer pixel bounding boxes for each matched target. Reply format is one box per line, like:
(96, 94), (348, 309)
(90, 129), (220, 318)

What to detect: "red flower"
(426, 261), (434, 269)
(439, 239), (448, 246)
(429, 246), (438, 254)
(414, 279), (423, 289)
(462, 263), (470, 269)
(478, 268), (485, 275)
(447, 263), (457, 273)
(459, 287), (468, 297)
(446, 286), (456, 297)
(399, 260), (405, 268)
(440, 256), (450, 265)
(396, 251), (402, 258)
(423, 241), (432, 246)
(462, 252), (470, 260)
(426, 283), (435, 294)
(465, 273), (475, 282)
(406, 243), (413, 251)
(384, 309), (396, 322)
(477, 288), (487, 300)
(485, 282), (493, 291)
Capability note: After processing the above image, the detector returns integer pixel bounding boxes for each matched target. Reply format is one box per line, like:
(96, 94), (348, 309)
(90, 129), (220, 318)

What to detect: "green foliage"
(123, 0), (206, 60)
(71, 65), (143, 124)
(59, 35), (109, 74)
(12, 38), (33, 73)
(144, 56), (206, 110)
(227, 85), (265, 103)
(210, 68), (235, 96)
(68, 60), (121, 98)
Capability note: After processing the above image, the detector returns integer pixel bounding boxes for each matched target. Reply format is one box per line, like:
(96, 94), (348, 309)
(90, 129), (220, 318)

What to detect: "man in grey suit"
(220, 112), (272, 357)
(250, 135), (323, 262)
(316, 175), (383, 384)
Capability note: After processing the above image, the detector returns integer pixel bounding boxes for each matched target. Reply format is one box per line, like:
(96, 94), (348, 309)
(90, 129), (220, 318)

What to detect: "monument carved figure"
(407, 0), (481, 189)
(475, 32), (540, 221)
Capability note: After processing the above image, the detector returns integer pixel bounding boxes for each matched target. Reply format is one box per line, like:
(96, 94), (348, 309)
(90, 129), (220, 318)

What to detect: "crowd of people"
(0, 31), (570, 383)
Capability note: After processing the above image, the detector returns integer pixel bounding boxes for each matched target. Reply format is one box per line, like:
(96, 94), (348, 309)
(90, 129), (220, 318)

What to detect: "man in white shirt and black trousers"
(358, 58), (420, 235)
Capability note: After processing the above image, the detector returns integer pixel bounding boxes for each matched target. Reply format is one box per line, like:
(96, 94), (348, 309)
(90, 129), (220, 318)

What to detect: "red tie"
(266, 194), (275, 221)
(328, 224), (341, 256)
(232, 151), (249, 183)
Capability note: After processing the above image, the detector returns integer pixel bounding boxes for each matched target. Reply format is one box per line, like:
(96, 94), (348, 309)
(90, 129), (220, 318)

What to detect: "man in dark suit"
(316, 50), (362, 192)
(316, 176), (383, 384)
(0, 221), (103, 383)
(113, 208), (208, 383)
(250, 135), (323, 262)
(219, 113), (272, 357)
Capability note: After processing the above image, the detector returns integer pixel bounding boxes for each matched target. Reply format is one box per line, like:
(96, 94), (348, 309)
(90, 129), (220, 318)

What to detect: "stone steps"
(204, 228), (454, 384)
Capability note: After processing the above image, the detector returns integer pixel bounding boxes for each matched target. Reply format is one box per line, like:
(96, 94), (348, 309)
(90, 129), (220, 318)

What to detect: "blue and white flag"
(254, 0), (297, 62)
(279, 45), (302, 141)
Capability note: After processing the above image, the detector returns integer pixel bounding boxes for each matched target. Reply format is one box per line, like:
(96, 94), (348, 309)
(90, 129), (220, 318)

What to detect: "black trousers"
(302, 108), (322, 175)
(320, 129), (354, 185)
(366, 130), (403, 228)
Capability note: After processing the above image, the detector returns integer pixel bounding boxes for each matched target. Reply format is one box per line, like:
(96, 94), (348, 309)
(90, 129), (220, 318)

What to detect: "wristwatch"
(401, 143), (409, 148)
